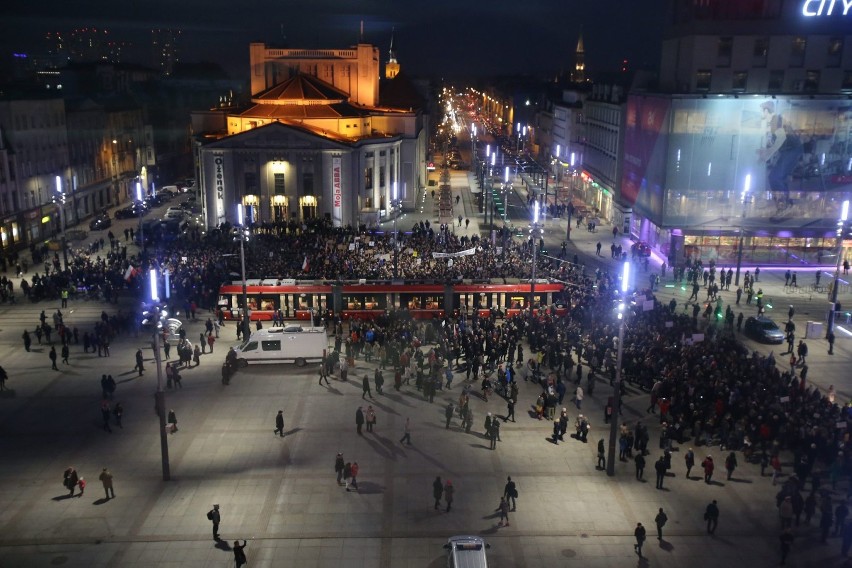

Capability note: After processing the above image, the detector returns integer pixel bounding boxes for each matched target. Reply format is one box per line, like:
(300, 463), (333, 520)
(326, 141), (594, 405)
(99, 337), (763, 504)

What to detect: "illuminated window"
(828, 38), (843, 68)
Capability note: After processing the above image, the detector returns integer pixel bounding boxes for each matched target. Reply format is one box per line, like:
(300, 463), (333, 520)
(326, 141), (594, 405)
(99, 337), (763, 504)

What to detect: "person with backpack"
(503, 476), (518, 510)
(233, 540), (247, 567)
(207, 504), (220, 539)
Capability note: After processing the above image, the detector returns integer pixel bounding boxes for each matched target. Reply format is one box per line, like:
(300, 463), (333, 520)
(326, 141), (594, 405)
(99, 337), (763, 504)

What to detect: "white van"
(444, 536), (489, 568)
(160, 185), (181, 195)
(234, 325), (327, 367)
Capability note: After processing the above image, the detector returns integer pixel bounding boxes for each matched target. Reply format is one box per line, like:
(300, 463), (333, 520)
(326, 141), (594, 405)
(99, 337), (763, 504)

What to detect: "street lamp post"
(529, 201), (541, 312)
(53, 176), (68, 271)
(827, 199), (850, 340)
(734, 174), (751, 286)
(607, 261), (631, 476)
(143, 269), (171, 481)
(237, 204), (251, 340)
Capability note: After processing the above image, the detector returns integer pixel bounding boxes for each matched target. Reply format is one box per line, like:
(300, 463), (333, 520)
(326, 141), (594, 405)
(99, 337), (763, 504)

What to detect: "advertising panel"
(662, 97), (852, 229)
(213, 151), (226, 225)
(332, 156), (342, 227)
(621, 95), (670, 221)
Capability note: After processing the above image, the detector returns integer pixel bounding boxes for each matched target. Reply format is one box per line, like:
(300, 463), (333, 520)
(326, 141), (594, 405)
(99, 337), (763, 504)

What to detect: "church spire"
(385, 27), (400, 79)
(574, 29), (586, 83)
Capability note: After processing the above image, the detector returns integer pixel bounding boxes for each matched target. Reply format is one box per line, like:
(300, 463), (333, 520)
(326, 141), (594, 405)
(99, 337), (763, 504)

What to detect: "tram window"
(424, 296), (442, 309)
(247, 298), (259, 310)
(363, 295), (379, 310)
(407, 297), (421, 309)
(259, 297), (276, 311)
(342, 295), (362, 310)
(509, 295), (525, 308)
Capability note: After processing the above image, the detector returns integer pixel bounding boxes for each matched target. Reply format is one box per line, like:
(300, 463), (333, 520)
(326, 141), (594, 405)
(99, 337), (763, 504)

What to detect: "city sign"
(802, 0), (852, 16)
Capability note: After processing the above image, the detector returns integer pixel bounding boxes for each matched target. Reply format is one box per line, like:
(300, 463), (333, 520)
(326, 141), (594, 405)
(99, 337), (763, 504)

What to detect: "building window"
(804, 70), (820, 92)
(302, 172), (314, 196)
(790, 37), (806, 67)
(273, 173), (285, 195)
(379, 150), (386, 156)
(245, 172), (259, 195)
(842, 71), (852, 92)
(828, 37), (843, 68)
(696, 69), (712, 91)
(768, 70), (784, 92)
(753, 37), (768, 67)
(732, 71), (748, 91)
(379, 166), (385, 188)
(717, 37), (733, 67)
(364, 167), (373, 189)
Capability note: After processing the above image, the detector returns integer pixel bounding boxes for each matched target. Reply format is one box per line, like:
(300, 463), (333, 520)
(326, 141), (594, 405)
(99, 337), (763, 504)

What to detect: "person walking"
(274, 410), (284, 437)
(361, 374), (373, 399)
(22, 330), (31, 352)
(597, 439), (606, 470)
(503, 476), (517, 510)
(99, 468), (115, 499)
(400, 417), (412, 445)
(207, 504), (221, 539)
(655, 508), (668, 540)
(433, 476), (444, 510)
(444, 479), (454, 512)
(64, 467), (79, 496)
(506, 398), (515, 422)
(233, 540), (247, 568)
(702, 455), (715, 484)
(49, 346), (58, 370)
(347, 461), (359, 492)
(635, 453), (646, 481)
(356, 407), (365, 435)
(0, 365), (7, 391)
(61, 343), (69, 364)
(634, 522), (647, 557)
(135, 348), (144, 376)
(655, 456), (667, 489)
(705, 500), (719, 534)
(445, 402), (454, 429)
(167, 409), (178, 433)
(366, 405), (376, 432)
(497, 496), (510, 527)
(113, 402), (123, 428)
(100, 400), (112, 433)
(685, 447), (695, 479)
(335, 452), (345, 485)
(318, 355), (330, 385)
(725, 451), (738, 480)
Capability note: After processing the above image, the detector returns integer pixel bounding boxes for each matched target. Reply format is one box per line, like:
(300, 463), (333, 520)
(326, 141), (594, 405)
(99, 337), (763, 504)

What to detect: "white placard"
(779, 396), (790, 403)
(837, 421), (847, 429)
(692, 333), (704, 343)
(665, 321), (673, 328)
(643, 300), (654, 312)
(348, 243), (356, 251)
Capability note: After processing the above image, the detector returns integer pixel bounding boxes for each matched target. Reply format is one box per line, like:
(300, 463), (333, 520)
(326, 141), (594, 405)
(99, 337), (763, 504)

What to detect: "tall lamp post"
(142, 269), (171, 481)
(734, 174), (751, 286)
(529, 201), (541, 312)
(53, 175), (68, 271)
(827, 199), (850, 340)
(607, 261), (631, 476)
(237, 204), (251, 340)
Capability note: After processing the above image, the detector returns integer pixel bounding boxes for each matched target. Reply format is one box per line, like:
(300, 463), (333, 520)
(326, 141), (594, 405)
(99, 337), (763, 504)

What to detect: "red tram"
(218, 280), (567, 321)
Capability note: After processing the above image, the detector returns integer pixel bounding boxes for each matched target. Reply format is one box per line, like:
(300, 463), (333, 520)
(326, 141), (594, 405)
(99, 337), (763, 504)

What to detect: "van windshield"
(241, 341), (258, 351)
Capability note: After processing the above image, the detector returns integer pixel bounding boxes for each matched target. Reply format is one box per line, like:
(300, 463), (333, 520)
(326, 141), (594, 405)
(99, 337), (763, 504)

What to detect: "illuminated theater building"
(193, 41), (427, 229)
(622, 0), (852, 266)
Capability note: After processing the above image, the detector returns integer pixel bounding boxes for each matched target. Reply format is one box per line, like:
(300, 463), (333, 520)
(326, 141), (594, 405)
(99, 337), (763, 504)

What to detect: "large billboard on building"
(332, 156), (342, 227)
(623, 94), (852, 232)
(621, 95), (670, 221)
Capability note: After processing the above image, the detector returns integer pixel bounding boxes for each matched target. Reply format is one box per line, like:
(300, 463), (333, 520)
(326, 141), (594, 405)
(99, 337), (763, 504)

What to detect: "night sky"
(3, 0), (666, 79)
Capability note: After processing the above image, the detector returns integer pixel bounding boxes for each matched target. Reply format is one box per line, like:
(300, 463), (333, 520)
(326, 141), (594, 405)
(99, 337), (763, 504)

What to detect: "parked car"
(89, 215), (112, 230)
(114, 202), (148, 219)
(744, 316), (785, 344)
(146, 194), (169, 207)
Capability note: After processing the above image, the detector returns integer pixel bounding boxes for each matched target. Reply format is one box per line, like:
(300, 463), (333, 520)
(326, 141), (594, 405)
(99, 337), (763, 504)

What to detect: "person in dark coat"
(233, 540), (247, 567)
(274, 410), (284, 437)
(355, 407), (365, 435)
(49, 346), (58, 370)
(432, 476), (443, 510)
(135, 349), (144, 376)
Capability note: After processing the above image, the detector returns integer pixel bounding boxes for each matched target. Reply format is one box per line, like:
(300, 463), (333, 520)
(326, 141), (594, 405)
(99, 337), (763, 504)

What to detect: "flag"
(123, 265), (136, 282)
(302, 256), (309, 272)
